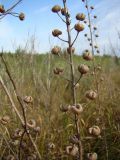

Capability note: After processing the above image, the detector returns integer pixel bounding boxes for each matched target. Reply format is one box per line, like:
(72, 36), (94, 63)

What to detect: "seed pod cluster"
(74, 23), (84, 32)
(83, 50), (93, 61)
(70, 104), (83, 115)
(52, 5), (61, 13)
(76, 13), (86, 21)
(51, 46), (61, 55)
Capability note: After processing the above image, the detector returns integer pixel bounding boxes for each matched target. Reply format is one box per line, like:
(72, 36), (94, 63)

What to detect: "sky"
(0, 0), (120, 55)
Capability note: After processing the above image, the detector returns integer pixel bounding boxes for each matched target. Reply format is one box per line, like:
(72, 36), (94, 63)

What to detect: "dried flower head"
(88, 125), (101, 136)
(48, 142), (55, 150)
(76, 13), (86, 21)
(1, 115), (10, 125)
(53, 67), (64, 75)
(61, 7), (68, 16)
(87, 152), (98, 160)
(51, 46), (61, 55)
(52, 29), (62, 37)
(0, 5), (5, 13)
(23, 96), (33, 104)
(60, 104), (71, 112)
(74, 23), (84, 32)
(85, 90), (97, 100)
(52, 5), (61, 13)
(19, 12), (25, 21)
(83, 50), (93, 61)
(66, 145), (78, 156)
(67, 47), (75, 54)
(27, 119), (36, 129)
(78, 64), (89, 74)
(70, 104), (83, 115)
(6, 155), (15, 160)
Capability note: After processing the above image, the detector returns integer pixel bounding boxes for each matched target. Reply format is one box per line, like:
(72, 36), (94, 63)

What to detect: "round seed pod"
(87, 152), (98, 160)
(23, 96), (33, 104)
(13, 128), (23, 139)
(51, 46), (61, 55)
(6, 155), (15, 160)
(53, 67), (64, 75)
(52, 5), (61, 13)
(66, 145), (78, 157)
(74, 23), (84, 32)
(88, 126), (101, 136)
(34, 126), (41, 134)
(67, 47), (75, 54)
(85, 90), (97, 100)
(27, 119), (36, 129)
(78, 64), (89, 74)
(83, 50), (93, 61)
(48, 142), (55, 150)
(60, 104), (71, 112)
(19, 12), (25, 21)
(70, 104), (83, 115)
(69, 135), (79, 144)
(52, 29), (62, 37)
(76, 13), (86, 21)
(0, 5), (5, 13)
(1, 115), (10, 125)
(61, 7), (68, 16)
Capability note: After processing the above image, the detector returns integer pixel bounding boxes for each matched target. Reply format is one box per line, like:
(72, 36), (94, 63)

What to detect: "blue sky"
(0, 0), (120, 54)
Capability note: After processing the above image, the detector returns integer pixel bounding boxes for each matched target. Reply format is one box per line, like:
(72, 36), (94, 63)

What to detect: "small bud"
(93, 27), (97, 30)
(19, 12), (25, 21)
(78, 64), (89, 74)
(84, 34), (88, 37)
(52, 5), (61, 13)
(74, 23), (84, 32)
(90, 6), (94, 10)
(88, 126), (101, 136)
(94, 15), (97, 19)
(76, 13), (86, 21)
(52, 29), (62, 37)
(85, 90), (97, 100)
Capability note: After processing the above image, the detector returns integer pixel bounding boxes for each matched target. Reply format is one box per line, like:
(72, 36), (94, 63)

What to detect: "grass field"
(0, 52), (120, 159)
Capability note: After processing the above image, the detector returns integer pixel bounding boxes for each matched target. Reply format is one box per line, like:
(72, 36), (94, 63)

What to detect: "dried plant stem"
(0, 54), (42, 160)
(85, 1), (109, 159)
(63, 0), (83, 159)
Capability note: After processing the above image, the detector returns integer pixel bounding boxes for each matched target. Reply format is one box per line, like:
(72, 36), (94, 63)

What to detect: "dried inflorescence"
(53, 67), (64, 75)
(83, 50), (93, 61)
(19, 12), (25, 21)
(51, 46), (61, 55)
(52, 29), (62, 37)
(78, 64), (89, 74)
(0, 5), (5, 13)
(76, 13), (86, 21)
(70, 104), (83, 115)
(66, 144), (78, 157)
(52, 5), (61, 13)
(88, 125), (101, 136)
(85, 90), (97, 100)
(23, 96), (33, 104)
(87, 152), (98, 160)
(0, 115), (10, 125)
(74, 23), (85, 32)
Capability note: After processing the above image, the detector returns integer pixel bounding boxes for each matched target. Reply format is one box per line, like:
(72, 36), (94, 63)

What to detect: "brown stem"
(62, 0), (83, 159)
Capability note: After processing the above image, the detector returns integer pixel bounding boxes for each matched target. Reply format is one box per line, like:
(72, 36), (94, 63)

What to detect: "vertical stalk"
(63, 1), (83, 159)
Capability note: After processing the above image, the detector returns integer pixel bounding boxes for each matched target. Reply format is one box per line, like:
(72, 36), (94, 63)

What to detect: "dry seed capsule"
(27, 119), (36, 129)
(78, 64), (89, 74)
(60, 104), (71, 112)
(52, 5), (61, 13)
(74, 23), (84, 32)
(76, 13), (86, 21)
(61, 7), (68, 16)
(85, 90), (97, 100)
(88, 125), (101, 136)
(1, 115), (10, 125)
(52, 29), (62, 37)
(83, 50), (93, 61)
(23, 96), (33, 103)
(66, 145), (78, 156)
(87, 152), (98, 160)
(51, 46), (61, 55)
(67, 47), (75, 54)
(70, 104), (83, 115)
(19, 12), (25, 21)
(0, 5), (5, 13)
